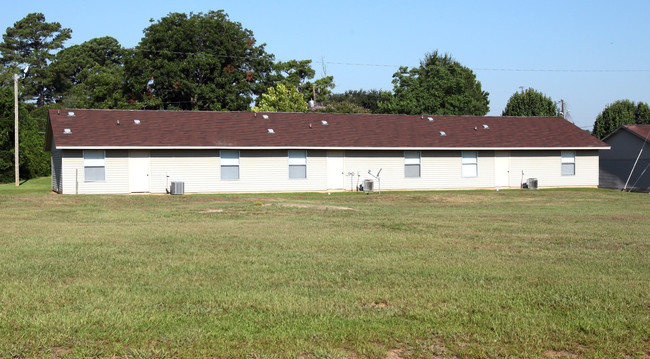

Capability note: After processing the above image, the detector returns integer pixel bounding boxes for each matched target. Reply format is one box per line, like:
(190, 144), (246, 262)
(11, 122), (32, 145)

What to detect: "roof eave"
(54, 146), (611, 150)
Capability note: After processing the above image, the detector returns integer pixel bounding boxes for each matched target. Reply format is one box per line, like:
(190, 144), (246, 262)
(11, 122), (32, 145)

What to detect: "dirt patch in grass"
(278, 203), (354, 211)
(199, 208), (225, 213)
(364, 300), (389, 308)
(543, 350), (578, 358)
(51, 347), (73, 357)
(385, 349), (404, 359)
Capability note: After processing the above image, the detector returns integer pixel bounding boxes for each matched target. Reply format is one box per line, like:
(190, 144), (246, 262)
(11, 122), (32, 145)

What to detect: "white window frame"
(288, 150), (307, 179)
(404, 151), (421, 178)
(561, 151), (576, 176)
(83, 150), (105, 182)
(461, 151), (478, 178)
(220, 150), (240, 180)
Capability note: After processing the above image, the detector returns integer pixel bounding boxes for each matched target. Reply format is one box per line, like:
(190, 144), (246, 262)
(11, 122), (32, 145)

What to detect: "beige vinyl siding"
(56, 148), (601, 194)
(60, 150), (129, 194)
(424, 151), (495, 189)
(149, 150), (219, 193)
(342, 150), (496, 190)
(510, 150), (599, 188)
(148, 150), (328, 193)
(228, 150), (327, 192)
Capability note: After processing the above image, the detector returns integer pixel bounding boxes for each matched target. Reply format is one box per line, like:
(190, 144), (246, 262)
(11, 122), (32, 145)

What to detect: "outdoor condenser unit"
(527, 178), (538, 190)
(170, 181), (185, 195)
(363, 179), (374, 193)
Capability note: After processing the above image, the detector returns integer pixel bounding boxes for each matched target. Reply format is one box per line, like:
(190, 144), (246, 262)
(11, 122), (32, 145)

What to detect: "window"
(288, 150), (307, 179)
(561, 151), (575, 176)
(461, 151), (478, 177)
(404, 151), (421, 178)
(84, 150), (105, 182)
(221, 150), (239, 180)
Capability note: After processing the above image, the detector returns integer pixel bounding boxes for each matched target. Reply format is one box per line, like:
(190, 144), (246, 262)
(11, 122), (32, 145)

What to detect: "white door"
(129, 150), (150, 192)
(327, 151), (345, 190)
(494, 151), (510, 187)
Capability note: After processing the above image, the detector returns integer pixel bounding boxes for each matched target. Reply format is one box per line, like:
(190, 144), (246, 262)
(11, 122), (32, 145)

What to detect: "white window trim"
(404, 151), (421, 178)
(561, 151), (576, 176)
(288, 150), (307, 179)
(461, 151), (478, 178)
(220, 150), (240, 180)
(83, 150), (105, 182)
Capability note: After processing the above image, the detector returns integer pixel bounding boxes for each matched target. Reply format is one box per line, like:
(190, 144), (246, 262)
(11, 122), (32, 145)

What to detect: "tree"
(0, 13), (72, 106)
(311, 101), (371, 114)
(124, 11), (276, 111)
(48, 37), (129, 108)
(272, 59), (335, 103)
(273, 59), (315, 89)
(378, 51), (489, 115)
(329, 89), (392, 113)
(302, 76), (335, 103)
(502, 88), (560, 117)
(252, 83), (308, 112)
(0, 87), (49, 183)
(592, 100), (650, 139)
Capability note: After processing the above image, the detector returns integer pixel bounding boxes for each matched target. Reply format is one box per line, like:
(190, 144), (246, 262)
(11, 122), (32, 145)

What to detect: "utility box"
(170, 181), (185, 195)
(363, 179), (374, 193)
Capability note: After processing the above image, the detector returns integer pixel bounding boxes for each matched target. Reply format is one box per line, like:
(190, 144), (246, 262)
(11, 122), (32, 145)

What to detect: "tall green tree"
(0, 13), (72, 106)
(49, 36), (129, 108)
(124, 11), (276, 111)
(0, 87), (49, 183)
(273, 59), (315, 89)
(272, 59), (335, 103)
(252, 83), (308, 112)
(502, 88), (560, 117)
(592, 100), (650, 139)
(378, 51), (489, 115)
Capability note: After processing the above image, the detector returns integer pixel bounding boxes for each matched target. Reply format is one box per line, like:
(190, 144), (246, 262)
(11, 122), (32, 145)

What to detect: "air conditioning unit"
(527, 178), (538, 190)
(170, 181), (184, 195)
(363, 179), (374, 193)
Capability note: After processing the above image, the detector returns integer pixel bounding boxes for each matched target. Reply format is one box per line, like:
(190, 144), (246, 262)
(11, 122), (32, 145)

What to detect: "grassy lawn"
(0, 178), (648, 358)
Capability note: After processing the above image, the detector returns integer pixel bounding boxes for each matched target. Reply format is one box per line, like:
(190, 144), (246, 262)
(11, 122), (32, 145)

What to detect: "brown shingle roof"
(622, 124), (650, 142)
(47, 109), (608, 150)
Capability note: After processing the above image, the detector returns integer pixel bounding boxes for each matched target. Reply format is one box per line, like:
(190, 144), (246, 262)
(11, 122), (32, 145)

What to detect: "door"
(129, 150), (150, 192)
(327, 150), (345, 190)
(494, 151), (510, 187)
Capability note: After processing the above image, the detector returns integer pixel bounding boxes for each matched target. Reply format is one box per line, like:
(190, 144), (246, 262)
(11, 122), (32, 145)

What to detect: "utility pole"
(14, 73), (19, 186)
(559, 99), (566, 117)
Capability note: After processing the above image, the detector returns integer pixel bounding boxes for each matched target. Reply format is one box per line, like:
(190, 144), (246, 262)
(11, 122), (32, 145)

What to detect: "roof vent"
(67, 111), (75, 117)
(63, 128), (72, 134)
(321, 120), (328, 125)
(427, 117), (434, 122)
(439, 131), (446, 136)
(267, 128), (275, 134)
(482, 124), (489, 129)
(262, 114), (269, 120)
(134, 119), (141, 125)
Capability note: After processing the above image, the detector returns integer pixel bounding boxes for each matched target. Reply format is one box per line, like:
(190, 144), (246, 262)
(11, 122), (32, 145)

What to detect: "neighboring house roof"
(602, 124), (650, 143)
(47, 109), (608, 150)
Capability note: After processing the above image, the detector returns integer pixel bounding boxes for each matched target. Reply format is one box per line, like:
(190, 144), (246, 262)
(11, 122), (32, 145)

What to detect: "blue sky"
(2, 0), (649, 130)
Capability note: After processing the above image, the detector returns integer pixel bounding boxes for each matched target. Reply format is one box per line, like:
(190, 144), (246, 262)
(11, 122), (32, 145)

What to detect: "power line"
(313, 60), (650, 73)
(104, 47), (650, 73)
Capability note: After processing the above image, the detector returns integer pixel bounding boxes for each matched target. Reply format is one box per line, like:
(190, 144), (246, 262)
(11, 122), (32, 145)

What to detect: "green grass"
(0, 178), (648, 358)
